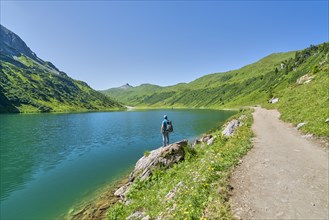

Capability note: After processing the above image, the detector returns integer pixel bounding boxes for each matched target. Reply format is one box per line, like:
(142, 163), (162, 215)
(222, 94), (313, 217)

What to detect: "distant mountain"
(119, 83), (134, 89)
(100, 83), (164, 106)
(101, 43), (328, 108)
(0, 25), (124, 113)
(101, 43), (329, 136)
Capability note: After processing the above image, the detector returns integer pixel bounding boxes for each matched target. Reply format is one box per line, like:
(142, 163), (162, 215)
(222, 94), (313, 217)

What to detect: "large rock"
(114, 140), (188, 199)
(129, 140), (187, 182)
(222, 119), (242, 137)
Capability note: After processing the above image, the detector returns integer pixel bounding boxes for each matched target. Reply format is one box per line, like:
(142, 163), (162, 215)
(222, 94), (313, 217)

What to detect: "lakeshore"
(65, 109), (253, 219)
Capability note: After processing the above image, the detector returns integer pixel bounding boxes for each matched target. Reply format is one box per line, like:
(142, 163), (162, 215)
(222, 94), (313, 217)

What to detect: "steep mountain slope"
(0, 25), (123, 113)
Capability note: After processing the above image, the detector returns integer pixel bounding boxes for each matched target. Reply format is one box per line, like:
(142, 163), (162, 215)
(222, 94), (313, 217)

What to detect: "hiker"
(161, 115), (170, 147)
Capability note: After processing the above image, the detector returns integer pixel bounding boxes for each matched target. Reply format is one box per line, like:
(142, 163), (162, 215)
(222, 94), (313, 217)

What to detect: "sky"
(1, 1), (328, 90)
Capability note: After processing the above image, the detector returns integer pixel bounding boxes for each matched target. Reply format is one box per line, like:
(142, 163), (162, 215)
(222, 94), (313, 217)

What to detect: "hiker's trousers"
(162, 132), (169, 147)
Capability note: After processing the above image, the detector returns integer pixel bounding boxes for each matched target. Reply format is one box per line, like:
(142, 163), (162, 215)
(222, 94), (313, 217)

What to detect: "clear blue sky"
(1, 1), (328, 90)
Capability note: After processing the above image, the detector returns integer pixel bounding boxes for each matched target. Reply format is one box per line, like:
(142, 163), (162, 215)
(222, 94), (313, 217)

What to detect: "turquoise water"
(0, 109), (235, 219)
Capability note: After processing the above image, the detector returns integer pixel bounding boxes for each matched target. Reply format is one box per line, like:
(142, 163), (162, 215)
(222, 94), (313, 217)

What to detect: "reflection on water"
(0, 109), (235, 219)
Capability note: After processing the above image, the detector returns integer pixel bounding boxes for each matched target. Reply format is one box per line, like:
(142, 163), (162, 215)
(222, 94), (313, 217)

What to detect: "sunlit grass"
(107, 109), (254, 219)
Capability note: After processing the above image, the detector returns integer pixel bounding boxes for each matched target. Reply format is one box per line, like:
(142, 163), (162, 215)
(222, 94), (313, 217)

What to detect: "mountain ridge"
(0, 25), (124, 113)
(101, 44), (327, 107)
(101, 42), (329, 136)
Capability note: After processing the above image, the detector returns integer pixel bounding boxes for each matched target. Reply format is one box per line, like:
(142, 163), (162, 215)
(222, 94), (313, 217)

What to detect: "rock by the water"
(200, 134), (213, 143)
(207, 137), (215, 146)
(222, 119), (241, 137)
(115, 140), (188, 200)
(114, 182), (132, 199)
(129, 140), (187, 182)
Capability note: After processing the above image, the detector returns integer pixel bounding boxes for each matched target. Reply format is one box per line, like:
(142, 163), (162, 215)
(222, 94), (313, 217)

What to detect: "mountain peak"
(0, 25), (123, 113)
(0, 25), (37, 61)
(119, 83), (133, 89)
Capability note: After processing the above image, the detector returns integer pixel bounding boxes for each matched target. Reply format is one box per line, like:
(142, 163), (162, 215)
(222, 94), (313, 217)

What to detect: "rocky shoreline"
(64, 117), (244, 220)
(65, 177), (129, 220)
(65, 140), (189, 220)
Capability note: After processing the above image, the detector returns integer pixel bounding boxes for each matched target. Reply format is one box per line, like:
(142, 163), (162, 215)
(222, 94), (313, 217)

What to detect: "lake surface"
(0, 109), (235, 219)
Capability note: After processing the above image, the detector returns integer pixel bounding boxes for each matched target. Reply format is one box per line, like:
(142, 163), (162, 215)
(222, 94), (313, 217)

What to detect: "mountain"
(100, 83), (164, 105)
(101, 43), (328, 108)
(119, 83), (134, 89)
(0, 25), (124, 113)
(101, 43), (329, 136)
(101, 51), (297, 107)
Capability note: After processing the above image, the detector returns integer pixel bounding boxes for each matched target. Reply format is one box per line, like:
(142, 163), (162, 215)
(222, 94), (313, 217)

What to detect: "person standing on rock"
(161, 115), (170, 147)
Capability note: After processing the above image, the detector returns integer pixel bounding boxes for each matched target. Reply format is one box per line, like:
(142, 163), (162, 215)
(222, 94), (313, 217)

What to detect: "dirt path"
(230, 107), (329, 219)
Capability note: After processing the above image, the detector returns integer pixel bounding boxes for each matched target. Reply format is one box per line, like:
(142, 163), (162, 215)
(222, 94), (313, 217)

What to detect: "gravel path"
(230, 107), (329, 219)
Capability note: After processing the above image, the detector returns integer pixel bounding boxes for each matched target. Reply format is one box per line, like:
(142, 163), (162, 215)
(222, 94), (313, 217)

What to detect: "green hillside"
(101, 51), (297, 107)
(102, 43), (329, 136)
(0, 25), (123, 113)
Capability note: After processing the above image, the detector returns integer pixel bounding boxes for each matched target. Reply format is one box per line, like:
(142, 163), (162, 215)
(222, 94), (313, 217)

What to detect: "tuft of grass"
(143, 151), (150, 157)
(107, 109), (254, 219)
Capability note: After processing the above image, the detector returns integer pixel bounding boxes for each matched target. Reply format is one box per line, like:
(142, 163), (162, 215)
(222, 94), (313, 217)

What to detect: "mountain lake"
(0, 109), (236, 219)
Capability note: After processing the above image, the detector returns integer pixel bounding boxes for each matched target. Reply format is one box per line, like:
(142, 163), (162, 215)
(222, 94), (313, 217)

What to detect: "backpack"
(166, 120), (173, 132)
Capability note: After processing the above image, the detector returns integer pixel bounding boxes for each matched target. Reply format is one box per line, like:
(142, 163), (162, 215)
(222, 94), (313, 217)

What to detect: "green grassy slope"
(0, 25), (124, 113)
(102, 43), (329, 136)
(107, 109), (254, 219)
(263, 45), (329, 136)
(101, 51), (297, 107)
(101, 84), (164, 106)
(100, 83), (189, 106)
(0, 55), (123, 113)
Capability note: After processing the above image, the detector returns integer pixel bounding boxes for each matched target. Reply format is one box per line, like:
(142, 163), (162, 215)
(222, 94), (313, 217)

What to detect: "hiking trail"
(230, 107), (329, 219)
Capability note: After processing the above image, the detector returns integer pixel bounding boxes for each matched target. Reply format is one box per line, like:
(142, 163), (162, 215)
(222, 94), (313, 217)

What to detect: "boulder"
(207, 137), (215, 146)
(200, 134), (213, 143)
(114, 140), (188, 199)
(114, 182), (132, 199)
(129, 140), (187, 182)
(222, 119), (241, 137)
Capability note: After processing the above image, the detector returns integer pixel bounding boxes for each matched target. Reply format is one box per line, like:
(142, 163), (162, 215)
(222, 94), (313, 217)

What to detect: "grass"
(1, 55), (124, 113)
(265, 69), (329, 137)
(106, 109), (254, 219)
(144, 151), (151, 157)
(102, 43), (329, 138)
